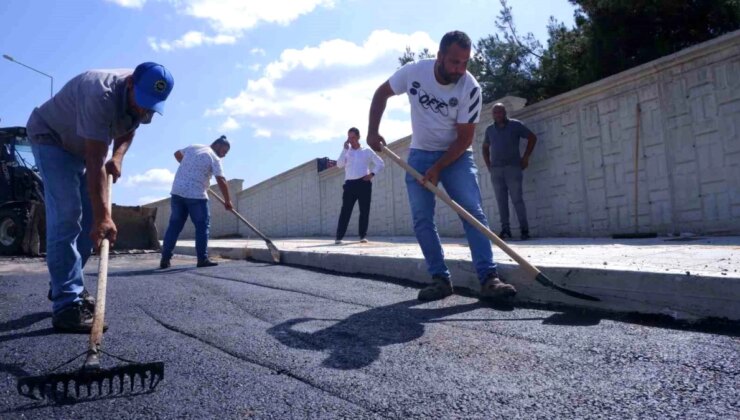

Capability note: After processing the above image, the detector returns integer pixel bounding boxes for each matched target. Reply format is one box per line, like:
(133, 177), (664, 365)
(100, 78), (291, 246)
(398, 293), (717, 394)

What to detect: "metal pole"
(3, 54), (54, 98)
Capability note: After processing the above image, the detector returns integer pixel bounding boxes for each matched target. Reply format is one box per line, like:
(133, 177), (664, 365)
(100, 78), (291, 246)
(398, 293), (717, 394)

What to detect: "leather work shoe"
(197, 259), (218, 268)
(499, 229), (512, 240)
(48, 289), (95, 312)
(52, 302), (107, 334)
(418, 275), (454, 301)
(160, 257), (171, 269)
(480, 274), (517, 300)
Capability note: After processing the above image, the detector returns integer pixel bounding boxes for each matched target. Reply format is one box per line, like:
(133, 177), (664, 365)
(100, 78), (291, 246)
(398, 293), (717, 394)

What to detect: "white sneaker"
(360, 238), (368, 243)
(335, 240), (342, 245)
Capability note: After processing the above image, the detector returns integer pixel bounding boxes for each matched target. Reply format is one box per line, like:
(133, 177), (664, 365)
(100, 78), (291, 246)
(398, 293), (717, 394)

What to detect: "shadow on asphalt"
(102, 267), (199, 278)
(2, 389), (158, 413)
(268, 299), (597, 370)
(0, 312), (51, 333)
(0, 327), (57, 345)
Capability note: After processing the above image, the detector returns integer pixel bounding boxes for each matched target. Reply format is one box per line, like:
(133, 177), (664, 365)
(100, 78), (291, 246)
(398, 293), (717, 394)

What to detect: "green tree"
(399, 0), (740, 104)
(570, 0), (740, 83)
(398, 46), (434, 67)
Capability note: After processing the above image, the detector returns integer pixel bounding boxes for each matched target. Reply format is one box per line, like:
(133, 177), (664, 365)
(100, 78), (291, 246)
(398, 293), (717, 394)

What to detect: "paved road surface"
(1, 255), (738, 419)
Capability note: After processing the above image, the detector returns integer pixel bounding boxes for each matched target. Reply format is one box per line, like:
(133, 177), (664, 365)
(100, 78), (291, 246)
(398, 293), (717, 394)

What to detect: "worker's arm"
(174, 150), (184, 163)
(421, 123), (476, 186)
(366, 81), (395, 152)
(215, 176), (234, 211)
(482, 134), (492, 170)
(521, 132), (537, 170)
(105, 130), (135, 183)
(85, 140), (117, 248)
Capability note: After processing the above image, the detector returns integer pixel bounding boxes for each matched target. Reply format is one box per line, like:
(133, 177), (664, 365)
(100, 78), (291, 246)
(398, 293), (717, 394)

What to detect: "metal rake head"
(17, 362), (164, 401)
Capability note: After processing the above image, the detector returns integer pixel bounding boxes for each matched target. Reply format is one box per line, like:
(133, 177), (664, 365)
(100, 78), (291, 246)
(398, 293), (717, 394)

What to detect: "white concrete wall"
(145, 179), (243, 240)
(146, 31), (740, 238)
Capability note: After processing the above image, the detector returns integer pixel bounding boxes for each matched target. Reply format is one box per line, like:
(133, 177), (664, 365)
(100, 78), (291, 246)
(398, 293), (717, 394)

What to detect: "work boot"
(197, 259), (218, 268)
(48, 288), (95, 312)
(480, 274), (517, 300)
(418, 275), (453, 301)
(52, 302), (107, 333)
(160, 257), (171, 269)
(521, 230), (530, 241)
(79, 289), (96, 313)
(360, 237), (368, 243)
(499, 229), (512, 240)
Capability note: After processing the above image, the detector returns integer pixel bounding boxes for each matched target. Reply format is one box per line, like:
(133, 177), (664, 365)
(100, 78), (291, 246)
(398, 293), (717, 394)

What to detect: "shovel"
(207, 188), (281, 264)
(382, 146), (599, 302)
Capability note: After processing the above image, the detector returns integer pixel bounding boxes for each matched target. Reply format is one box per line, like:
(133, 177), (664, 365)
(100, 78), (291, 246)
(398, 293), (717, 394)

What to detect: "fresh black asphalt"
(1, 255), (738, 419)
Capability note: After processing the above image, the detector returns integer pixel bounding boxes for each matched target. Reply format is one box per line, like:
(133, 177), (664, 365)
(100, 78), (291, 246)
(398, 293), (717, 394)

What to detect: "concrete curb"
(174, 244), (740, 322)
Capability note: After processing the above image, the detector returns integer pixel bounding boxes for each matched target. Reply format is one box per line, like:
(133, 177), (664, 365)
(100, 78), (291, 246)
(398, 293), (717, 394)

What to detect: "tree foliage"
(400, 0), (740, 104)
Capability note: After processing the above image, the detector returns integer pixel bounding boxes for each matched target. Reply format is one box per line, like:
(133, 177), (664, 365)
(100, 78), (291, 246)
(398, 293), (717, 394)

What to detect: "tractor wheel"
(0, 207), (26, 255)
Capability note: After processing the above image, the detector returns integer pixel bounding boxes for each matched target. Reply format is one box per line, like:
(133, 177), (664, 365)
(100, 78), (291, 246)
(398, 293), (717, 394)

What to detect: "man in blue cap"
(26, 62), (174, 332)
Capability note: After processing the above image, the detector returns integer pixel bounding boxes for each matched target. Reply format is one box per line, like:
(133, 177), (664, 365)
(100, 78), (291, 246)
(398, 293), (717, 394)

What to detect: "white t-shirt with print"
(171, 144), (225, 200)
(389, 59), (482, 151)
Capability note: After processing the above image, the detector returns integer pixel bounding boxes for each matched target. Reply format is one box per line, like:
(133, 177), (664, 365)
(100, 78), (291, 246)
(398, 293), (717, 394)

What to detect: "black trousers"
(336, 178), (372, 240)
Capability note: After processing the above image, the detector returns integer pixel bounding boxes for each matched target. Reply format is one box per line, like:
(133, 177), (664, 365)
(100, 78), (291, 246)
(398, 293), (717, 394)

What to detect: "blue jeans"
(31, 144), (93, 314)
(161, 194), (210, 261)
(405, 149), (497, 283)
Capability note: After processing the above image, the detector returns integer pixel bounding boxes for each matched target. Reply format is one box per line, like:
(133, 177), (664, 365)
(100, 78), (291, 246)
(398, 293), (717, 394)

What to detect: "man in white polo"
(159, 135), (234, 269)
(335, 127), (384, 244)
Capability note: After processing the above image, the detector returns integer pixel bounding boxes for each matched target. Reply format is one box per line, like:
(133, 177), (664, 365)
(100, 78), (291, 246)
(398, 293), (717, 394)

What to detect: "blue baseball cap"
(132, 62), (174, 115)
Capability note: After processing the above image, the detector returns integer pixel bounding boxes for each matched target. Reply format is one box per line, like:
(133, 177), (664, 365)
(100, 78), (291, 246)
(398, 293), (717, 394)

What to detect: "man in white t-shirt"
(367, 31), (516, 301)
(335, 127), (385, 244)
(160, 135), (234, 269)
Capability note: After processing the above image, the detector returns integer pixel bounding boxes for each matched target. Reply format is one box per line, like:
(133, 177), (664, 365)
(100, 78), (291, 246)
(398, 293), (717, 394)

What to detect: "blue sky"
(0, 0), (576, 205)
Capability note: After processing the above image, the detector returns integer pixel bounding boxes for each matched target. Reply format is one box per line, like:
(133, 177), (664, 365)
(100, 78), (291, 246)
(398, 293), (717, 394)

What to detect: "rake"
(17, 175), (164, 400)
(208, 188), (281, 263)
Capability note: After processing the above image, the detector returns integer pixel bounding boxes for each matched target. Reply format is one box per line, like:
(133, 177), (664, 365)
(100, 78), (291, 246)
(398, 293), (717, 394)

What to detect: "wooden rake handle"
(86, 174), (113, 369)
(207, 188), (272, 243)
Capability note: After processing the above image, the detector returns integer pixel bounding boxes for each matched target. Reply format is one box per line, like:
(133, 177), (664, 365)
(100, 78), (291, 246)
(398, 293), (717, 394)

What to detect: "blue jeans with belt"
(161, 194), (211, 262)
(405, 149), (497, 284)
(31, 143), (93, 314)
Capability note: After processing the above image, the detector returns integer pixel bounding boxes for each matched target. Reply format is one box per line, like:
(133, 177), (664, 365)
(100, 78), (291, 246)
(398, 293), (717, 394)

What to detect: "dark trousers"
(490, 165), (529, 232)
(336, 179), (372, 240)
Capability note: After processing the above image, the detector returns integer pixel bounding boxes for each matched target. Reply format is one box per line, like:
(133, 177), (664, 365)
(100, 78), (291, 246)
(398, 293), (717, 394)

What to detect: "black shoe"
(79, 289), (96, 313)
(160, 257), (171, 269)
(52, 302), (107, 334)
(480, 274), (517, 300)
(499, 229), (512, 239)
(48, 289), (95, 312)
(418, 275), (454, 301)
(197, 259), (218, 268)
(521, 230), (530, 241)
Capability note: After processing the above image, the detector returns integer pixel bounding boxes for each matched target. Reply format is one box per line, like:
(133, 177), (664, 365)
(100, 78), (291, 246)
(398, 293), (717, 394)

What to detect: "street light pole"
(3, 54), (54, 98)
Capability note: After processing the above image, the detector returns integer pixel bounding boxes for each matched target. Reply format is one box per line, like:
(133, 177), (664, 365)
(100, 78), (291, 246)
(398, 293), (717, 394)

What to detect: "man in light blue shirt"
(26, 62), (174, 332)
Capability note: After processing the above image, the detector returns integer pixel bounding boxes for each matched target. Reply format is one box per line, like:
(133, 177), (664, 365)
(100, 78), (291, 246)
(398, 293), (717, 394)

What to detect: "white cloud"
(248, 64), (262, 72)
(106, 0), (147, 8)
(182, 0), (335, 33)
(219, 116), (241, 132)
(206, 30), (435, 143)
(148, 31), (237, 52)
(132, 0), (335, 51)
(124, 168), (175, 190)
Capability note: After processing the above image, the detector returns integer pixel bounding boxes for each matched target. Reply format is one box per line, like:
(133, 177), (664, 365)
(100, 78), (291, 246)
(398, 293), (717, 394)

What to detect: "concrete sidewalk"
(173, 236), (740, 322)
